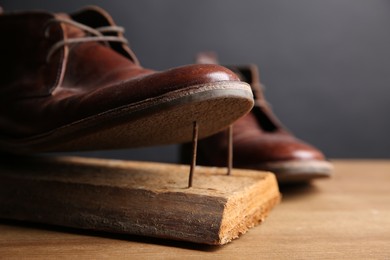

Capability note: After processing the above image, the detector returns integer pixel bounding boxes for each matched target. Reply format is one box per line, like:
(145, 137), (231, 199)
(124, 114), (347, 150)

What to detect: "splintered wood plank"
(0, 155), (280, 245)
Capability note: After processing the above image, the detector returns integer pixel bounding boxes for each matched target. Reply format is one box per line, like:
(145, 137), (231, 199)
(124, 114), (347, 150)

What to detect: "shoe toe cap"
(160, 63), (241, 87)
(234, 134), (326, 164)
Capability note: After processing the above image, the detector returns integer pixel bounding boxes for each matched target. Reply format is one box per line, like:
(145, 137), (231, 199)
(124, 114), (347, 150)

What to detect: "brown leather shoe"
(181, 52), (333, 183)
(0, 7), (253, 153)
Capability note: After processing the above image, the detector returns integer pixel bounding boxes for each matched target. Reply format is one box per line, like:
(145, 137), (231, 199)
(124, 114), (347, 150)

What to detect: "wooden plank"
(0, 155), (280, 245)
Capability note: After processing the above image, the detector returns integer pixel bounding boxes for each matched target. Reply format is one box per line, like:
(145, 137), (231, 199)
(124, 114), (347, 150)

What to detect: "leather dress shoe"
(181, 52), (333, 183)
(0, 7), (253, 153)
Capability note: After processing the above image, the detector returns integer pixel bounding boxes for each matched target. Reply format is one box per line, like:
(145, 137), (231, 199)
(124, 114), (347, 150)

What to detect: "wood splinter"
(188, 121), (198, 188)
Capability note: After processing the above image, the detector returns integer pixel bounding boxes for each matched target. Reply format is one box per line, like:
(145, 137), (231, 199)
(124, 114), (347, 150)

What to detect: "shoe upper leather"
(0, 7), (240, 139)
(194, 53), (326, 165)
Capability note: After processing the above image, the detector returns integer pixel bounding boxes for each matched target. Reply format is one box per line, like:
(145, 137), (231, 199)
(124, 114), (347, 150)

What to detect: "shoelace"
(45, 17), (128, 62)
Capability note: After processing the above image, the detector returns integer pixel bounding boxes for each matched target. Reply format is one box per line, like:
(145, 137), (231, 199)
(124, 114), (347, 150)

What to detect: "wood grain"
(0, 155), (280, 245)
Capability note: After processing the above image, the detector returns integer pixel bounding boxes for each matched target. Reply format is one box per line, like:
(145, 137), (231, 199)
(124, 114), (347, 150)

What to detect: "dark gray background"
(2, 0), (390, 161)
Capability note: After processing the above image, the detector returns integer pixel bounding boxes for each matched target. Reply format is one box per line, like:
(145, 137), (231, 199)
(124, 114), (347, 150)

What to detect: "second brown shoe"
(0, 7), (254, 153)
(181, 53), (333, 183)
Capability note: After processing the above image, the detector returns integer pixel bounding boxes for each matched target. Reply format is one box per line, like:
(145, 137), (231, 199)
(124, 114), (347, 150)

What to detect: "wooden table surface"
(1, 160), (390, 259)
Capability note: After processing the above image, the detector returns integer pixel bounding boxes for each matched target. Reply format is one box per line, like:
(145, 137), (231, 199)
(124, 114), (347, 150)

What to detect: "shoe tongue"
(54, 13), (86, 39)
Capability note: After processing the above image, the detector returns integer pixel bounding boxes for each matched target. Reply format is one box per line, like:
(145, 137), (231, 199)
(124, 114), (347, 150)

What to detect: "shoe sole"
(1, 81), (253, 153)
(257, 160), (333, 183)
